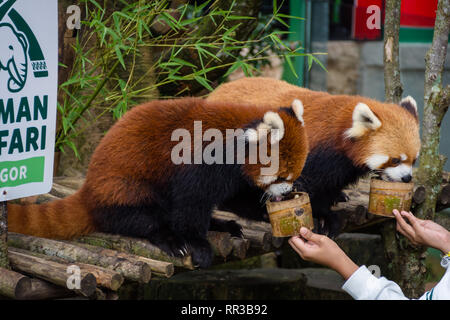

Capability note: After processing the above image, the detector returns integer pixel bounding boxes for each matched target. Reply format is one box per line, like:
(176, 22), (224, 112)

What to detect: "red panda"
(207, 77), (421, 237)
(8, 97), (308, 267)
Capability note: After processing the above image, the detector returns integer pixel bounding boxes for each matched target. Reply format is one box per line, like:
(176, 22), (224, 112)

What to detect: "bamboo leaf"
(194, 76), (213, 91)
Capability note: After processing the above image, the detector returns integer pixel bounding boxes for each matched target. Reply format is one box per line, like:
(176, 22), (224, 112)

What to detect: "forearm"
(330, 254), (359, 280)
(438, 232), (450, 254)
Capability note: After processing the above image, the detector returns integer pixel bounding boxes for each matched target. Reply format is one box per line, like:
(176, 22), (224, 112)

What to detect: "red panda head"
(242, 99), (309, 199)
(343, 96), (420, 182)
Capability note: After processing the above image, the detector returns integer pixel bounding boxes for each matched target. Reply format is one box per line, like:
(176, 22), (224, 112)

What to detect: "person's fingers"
(288, 237), (306, 259)
(394, 210), (416, 240)
(299, 227), (323, 243)
(401, 211), (420, 230)
(395, 221), (411, 239)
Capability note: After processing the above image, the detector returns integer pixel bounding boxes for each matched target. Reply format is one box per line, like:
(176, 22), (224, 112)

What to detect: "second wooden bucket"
(368, 178), (414, 217)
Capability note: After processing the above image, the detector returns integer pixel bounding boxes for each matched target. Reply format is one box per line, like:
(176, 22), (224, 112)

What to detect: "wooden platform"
(1, 174), (448, 300)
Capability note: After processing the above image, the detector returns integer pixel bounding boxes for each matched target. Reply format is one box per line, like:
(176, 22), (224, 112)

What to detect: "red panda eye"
(391, 158), (401, 165)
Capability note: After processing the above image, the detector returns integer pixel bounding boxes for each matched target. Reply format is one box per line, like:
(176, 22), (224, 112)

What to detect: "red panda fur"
(207, 77), (420, 167)
(8, 97), (308, 267)
(207, 77), (420, 236)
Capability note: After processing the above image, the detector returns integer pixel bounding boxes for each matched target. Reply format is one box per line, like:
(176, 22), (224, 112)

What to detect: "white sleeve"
(342, 265), (408, 300)
(419, 265), (450, 300)
(342, 265), (450, 300)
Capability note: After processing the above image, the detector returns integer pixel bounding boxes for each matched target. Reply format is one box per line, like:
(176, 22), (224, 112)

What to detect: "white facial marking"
(384, 164), (412, 181)
(400, 154), (407, 161)
(266, 182), (293, 197)
(366, 154), (389, 170)
(257, 175), (278, 186)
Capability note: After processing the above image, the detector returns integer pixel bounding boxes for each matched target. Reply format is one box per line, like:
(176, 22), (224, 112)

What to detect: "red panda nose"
(401, 175), (412, 183)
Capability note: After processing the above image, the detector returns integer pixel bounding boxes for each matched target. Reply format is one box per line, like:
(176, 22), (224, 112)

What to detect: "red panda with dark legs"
(207, 77), (421, 237)
(8, 98), (308, 268)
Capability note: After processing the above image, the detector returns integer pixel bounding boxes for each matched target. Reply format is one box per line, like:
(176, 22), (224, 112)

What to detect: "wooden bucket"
(266, 192), (314, 237)
(368, 178), (414, 217)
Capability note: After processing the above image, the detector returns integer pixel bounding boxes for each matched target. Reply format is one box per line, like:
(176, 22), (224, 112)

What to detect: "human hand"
(288, 227), (358, 280)
(393, 209), (450, 254)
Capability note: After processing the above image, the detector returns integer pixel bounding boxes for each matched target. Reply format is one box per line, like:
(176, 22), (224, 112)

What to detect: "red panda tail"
(7, 191), (95, 239)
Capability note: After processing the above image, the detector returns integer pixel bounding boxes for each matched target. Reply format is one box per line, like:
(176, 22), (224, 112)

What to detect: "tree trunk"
(382, 0), (450, 297)
(0, 202), (9, 269)
(383, 0), (403, 103)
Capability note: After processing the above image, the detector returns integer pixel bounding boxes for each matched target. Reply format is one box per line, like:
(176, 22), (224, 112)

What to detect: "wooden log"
(7, 233), (151, 283)
(213, 210), (272, 233)
(413, 186), (427, 204)
(271, 236), (284, 249)
(0, 266), (75, 300)
(207, 231), (233, 258)
(17, 246), (120, 289)
(94, 288), (106, 300)
(123, 255), (174, 278)
(230, 237), (249, 260)
(53, 176), (85, 190)
(76, 232), (189, 273)
(92, 287), (119, 300)
(0, 267), (31, 299)
(49, 183), (78, 198)
(21, 278), (75, 300)
(74, 263), (123, 291)
(442, 172), (450, 184)
(10, 247), (124, 291)
(8, 249), (97, 297)
(212, 210), (283, 248)
(79, 232), (237, 271)
(242, 228), (272, 252)
(439, 184), (450, 207)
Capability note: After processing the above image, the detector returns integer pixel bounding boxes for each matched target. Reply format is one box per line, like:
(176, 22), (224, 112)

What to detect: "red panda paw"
(187, 238), (214, 268)
(147, 233), (190, 259)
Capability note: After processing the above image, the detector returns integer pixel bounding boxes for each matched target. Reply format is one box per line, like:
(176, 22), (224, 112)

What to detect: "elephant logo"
(0, 0), (49, 93)
(0, 22), (28, 92)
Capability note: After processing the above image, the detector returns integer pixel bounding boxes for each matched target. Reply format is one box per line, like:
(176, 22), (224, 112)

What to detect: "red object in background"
(352, 0), (383, 40)
(400, 0), (438, 27)
(351, 0), (438, 40)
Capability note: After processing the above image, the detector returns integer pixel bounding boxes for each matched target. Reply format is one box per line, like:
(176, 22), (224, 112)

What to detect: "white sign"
(0, 0), (58, 201)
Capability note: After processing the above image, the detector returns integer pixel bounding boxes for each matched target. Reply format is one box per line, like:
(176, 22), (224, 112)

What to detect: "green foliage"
(56, 0), (315, 157)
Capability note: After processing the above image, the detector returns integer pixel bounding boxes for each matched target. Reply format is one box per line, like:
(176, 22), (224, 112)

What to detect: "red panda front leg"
(168, 202), (214, 268)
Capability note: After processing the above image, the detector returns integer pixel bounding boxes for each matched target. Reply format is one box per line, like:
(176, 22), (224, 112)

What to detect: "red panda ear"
(400, 96), (418, 119)
(245, 111), (285, 144)
(291, 99), (305, 125)
(344, 103), (382, 140)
